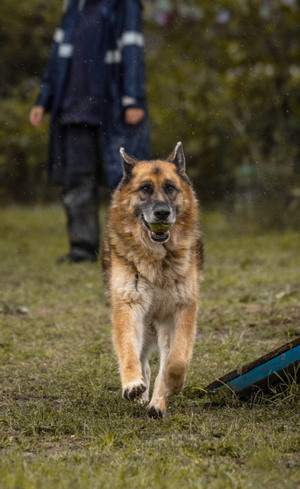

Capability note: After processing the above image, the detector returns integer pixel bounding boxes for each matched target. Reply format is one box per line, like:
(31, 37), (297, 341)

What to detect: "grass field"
(0, 205), (300, 489)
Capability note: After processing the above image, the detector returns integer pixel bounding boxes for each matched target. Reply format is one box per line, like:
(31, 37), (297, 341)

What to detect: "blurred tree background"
(0, 0), (300, 227)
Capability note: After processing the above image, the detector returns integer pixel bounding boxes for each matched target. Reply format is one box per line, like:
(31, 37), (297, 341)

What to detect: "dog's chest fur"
(111, 246), (199, 323)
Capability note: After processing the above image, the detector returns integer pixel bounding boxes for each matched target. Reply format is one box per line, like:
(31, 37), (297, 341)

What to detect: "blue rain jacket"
(36, 0), (150, 190)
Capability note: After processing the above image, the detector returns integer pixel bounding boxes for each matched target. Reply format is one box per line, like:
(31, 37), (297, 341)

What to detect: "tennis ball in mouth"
(148, 222), (172, 233)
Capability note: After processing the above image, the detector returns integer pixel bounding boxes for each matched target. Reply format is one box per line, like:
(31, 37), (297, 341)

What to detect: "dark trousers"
(60, 125), (104, 259)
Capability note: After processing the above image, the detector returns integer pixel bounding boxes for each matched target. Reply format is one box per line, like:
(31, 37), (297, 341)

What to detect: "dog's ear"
(120, 148), (138, 177)
(167, 142), (185, 173)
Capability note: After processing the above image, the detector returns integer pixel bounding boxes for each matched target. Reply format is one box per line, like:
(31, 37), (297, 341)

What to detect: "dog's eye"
(141, 185), (152, 195)
(165, 185), (175, 194)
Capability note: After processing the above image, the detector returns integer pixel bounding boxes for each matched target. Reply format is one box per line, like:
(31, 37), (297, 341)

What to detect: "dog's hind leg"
(113, 303), (147, 401)
(138, 325), (156, 404)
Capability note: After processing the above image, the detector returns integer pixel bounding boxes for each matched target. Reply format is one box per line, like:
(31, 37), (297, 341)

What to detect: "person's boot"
(57, 249), (98, 264)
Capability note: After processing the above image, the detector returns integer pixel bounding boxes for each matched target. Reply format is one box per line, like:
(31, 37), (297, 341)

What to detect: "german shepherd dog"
(102, 143), (203, 418)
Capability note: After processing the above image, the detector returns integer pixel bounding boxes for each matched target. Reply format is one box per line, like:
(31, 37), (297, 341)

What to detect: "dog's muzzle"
(141, 203), (175, 243)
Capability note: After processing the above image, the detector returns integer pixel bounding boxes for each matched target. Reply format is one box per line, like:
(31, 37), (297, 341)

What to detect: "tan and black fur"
(102, 142), (203, 418)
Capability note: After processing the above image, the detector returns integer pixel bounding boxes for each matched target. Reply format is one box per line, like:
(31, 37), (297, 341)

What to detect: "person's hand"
(125, 108), (145, 125)
(29, 106), (44, 126)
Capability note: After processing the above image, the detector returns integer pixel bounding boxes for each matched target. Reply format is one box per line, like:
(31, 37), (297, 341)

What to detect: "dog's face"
(119, 143), (192, 244)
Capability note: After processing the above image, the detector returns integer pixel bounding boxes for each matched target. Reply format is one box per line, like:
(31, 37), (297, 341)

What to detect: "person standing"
(30, 0), (150, 263)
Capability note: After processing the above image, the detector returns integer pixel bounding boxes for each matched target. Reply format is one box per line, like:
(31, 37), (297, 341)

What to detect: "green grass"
(0, 205), (300, 489)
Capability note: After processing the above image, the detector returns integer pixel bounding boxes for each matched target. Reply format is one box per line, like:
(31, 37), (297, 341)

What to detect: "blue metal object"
(214, 345), (300, 393)
(206, 337), (300, 396)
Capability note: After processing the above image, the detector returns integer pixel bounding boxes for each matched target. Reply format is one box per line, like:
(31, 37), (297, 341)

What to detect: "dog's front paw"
(146, 394), (167, 418)
(122, 381), (146, 401)
(146, 404), (165, 419)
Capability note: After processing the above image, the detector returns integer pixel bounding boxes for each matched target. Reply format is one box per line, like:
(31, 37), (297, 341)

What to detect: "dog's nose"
(154, 208), (170, 221)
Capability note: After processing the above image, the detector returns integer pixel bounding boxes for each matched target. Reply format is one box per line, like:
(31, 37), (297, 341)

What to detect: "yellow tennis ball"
(148, 222), (172, 233)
